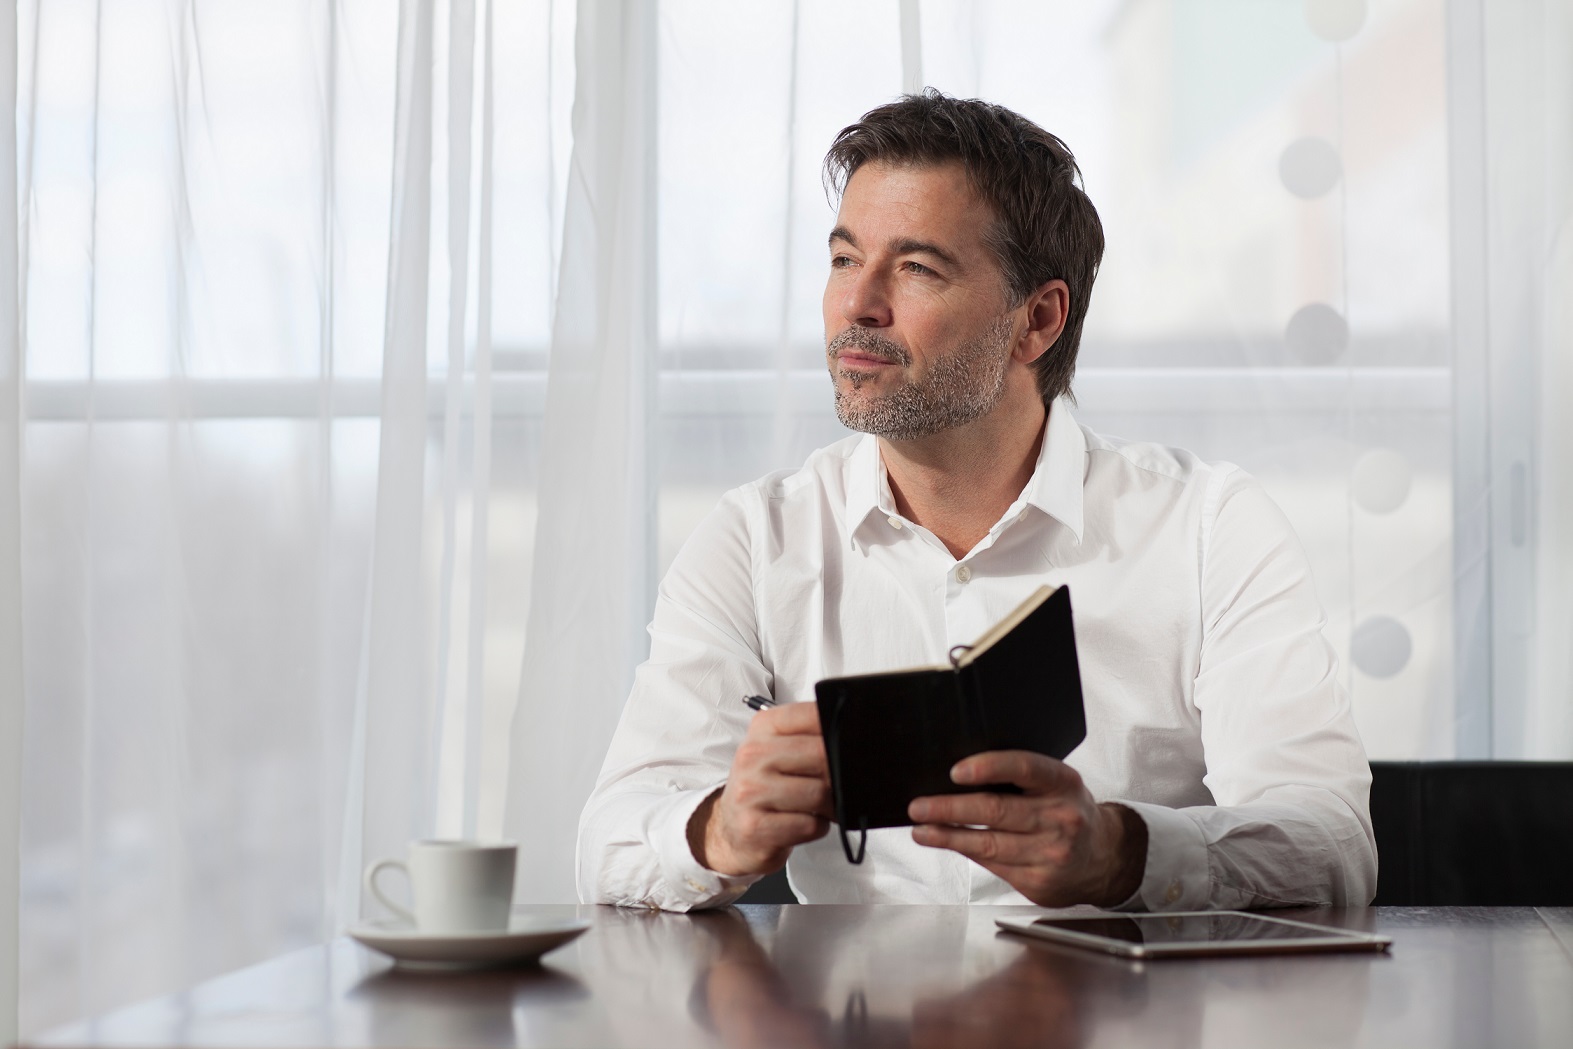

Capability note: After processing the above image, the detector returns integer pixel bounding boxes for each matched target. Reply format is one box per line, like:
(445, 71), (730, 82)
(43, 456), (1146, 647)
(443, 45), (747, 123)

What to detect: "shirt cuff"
(649, 784), (760, 910)
(1107, 800), (1211, 912)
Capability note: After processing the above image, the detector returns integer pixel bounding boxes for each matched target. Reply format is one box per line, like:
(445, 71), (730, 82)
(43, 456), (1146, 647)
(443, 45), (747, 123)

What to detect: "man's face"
(823, 161), (1018, 440)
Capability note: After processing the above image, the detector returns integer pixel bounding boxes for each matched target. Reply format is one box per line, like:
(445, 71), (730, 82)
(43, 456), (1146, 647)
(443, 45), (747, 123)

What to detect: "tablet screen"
(999, 911), (1391, 958)
(1032, 913), (1360, 945)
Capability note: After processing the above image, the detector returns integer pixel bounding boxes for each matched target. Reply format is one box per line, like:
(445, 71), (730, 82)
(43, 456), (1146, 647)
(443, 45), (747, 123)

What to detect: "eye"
(904, 260), (935, 276)
(830, 254), (857, 269)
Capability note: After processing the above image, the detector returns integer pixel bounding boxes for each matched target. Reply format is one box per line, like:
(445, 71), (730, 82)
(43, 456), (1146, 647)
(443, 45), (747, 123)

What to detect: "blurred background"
(6, 0), (1570, 1035)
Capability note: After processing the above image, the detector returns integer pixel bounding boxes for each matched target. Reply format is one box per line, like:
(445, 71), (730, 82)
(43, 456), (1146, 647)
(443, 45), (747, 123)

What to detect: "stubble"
(828, 317), (1014, 440)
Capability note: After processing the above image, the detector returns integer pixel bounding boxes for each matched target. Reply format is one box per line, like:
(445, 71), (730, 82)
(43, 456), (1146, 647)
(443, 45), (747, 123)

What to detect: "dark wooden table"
(27, 905), (1573, 1048)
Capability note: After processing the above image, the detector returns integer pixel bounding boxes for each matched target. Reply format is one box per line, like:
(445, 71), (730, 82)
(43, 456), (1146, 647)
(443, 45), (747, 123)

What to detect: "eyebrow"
(892, 237), (960, 269)
(828, 226), (962, 270)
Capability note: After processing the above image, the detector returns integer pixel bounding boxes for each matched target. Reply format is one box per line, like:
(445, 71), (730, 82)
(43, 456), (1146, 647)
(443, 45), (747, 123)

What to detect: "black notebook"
(813, 584), (1086, 863)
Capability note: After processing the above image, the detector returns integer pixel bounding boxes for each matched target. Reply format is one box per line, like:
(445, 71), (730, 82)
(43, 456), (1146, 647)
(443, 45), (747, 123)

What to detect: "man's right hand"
(687, 702), (832, 877)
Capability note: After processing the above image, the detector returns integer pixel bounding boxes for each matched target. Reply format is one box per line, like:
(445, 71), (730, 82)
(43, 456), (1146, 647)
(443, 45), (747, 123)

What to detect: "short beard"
(828, 317), (1014, 440)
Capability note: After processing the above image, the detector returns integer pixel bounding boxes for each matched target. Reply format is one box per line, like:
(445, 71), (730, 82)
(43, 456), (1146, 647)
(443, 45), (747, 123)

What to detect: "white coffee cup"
(364, 840), (518, 933)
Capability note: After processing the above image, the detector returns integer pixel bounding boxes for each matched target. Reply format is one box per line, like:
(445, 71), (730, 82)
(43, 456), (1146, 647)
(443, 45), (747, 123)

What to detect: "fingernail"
(909, 801), (929, 821)
(951, 763), (973, 784)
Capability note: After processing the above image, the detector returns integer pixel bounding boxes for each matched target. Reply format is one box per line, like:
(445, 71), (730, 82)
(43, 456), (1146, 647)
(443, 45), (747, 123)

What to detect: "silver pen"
(741, 694), (778, 712)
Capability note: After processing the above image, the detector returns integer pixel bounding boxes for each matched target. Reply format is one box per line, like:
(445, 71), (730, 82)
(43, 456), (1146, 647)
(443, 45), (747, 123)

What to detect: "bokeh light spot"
(1352, 448), (1413, 514)
(1352, 616), (1413, 679)
(1280, 137), (1343, 198)
(1285, 303), (1349, 365)
(1306, 0), (1367, 43)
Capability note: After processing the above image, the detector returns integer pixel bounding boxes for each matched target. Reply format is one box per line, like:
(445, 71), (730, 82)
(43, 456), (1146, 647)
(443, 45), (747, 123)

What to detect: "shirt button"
(955, 564), (973, 583)
(1165, 882), (1182, 904)
(887, 515), (903, 530)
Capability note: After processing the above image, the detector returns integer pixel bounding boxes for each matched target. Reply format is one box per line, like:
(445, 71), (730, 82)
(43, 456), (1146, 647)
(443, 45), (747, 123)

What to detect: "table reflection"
(684, 907), (1144, 1049)
(690, 911), (834, 1049)
(677, 906), (1378, 1049)
(909, 946), (1128, 1049)
(350, 964), (587, 1048)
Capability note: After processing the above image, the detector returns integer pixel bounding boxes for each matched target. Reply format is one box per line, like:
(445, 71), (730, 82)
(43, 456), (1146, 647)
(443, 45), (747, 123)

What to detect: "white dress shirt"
(577, 399), (1377, 911)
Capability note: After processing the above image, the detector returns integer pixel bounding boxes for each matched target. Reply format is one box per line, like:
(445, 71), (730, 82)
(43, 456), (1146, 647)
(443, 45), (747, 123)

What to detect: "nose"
(838, 267), (894, 329)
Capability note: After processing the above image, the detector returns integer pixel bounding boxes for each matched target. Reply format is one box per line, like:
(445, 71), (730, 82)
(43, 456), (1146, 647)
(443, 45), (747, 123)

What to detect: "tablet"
(996, 911), (1392, 959)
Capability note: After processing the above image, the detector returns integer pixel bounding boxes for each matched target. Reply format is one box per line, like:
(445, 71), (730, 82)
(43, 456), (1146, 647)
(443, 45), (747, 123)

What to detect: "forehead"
(835, 160), (996, 254)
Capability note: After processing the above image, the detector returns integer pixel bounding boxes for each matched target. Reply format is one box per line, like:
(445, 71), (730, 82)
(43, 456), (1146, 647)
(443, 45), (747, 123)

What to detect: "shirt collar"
(845, 434), (888, 546)
(1021, 396), (1086, 544)
(844, 396), (1087, 548)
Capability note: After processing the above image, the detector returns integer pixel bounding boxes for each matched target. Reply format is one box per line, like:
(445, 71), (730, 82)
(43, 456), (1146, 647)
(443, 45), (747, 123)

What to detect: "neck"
(880, 380), (1048, 559)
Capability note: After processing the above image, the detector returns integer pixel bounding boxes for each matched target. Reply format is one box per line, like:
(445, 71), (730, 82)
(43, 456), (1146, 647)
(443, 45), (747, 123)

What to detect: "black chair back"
(1371, 760), (1573, 906)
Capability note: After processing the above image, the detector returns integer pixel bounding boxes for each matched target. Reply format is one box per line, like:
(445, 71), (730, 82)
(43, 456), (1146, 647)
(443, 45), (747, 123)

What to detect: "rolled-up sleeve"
(576, 490), (769, 911)
(1118, 468), (1378, 910)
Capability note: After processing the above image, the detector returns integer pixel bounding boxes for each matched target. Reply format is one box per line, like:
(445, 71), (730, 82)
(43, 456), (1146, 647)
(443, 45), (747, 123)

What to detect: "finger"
(907, 791), (1042, 832)
(727, 755), (831, 815)
(951, 751), (1080, 795)
(752, 773), (831, 818)
(739, 736), (830, 783)
(756, 702), (822, 736)
(910, 823), (1060, 868)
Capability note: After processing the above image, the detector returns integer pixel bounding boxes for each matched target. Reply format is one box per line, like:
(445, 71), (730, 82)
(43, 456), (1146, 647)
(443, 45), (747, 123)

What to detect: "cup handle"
(364, 859), (416, 926)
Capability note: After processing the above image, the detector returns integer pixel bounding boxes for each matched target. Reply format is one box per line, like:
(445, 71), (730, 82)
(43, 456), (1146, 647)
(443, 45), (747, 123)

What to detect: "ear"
(1011, 279), (1070, 366)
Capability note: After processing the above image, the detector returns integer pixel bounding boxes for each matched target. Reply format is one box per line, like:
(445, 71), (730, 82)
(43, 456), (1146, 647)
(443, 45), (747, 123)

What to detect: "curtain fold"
(2, 0), (24, 1039)
(504, 0), (659, 903)
(1526, 0), (1573, 752)
(356, 0), (437, 908)
(463, 0), (496, 843)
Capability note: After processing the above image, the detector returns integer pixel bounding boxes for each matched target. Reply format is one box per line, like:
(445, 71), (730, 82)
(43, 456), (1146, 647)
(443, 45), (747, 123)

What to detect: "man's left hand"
(907, 751), (1147, 908)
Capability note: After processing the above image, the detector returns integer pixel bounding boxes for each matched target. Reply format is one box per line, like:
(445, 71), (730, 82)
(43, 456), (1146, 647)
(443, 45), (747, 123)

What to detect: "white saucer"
(348, 916), (591, 969)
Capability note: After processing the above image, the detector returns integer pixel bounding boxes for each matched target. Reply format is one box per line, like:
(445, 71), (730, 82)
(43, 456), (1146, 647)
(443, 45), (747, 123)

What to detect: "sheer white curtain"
(502, 0), (657, 903)
(4, 0), (1571, 1039)
(2, 2), (22, 1041)
(1535, 0), (1573, 747)
(7, 0), (572, 1033)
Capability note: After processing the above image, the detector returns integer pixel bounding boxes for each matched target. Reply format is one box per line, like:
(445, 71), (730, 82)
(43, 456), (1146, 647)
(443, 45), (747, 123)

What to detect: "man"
(577, 92), (1376, 911)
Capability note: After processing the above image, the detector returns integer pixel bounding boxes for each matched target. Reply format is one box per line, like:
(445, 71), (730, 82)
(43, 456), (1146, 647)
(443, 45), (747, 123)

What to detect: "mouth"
(834, 351), (902, 370)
